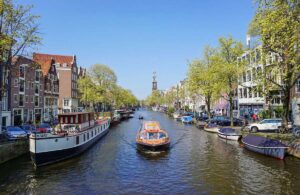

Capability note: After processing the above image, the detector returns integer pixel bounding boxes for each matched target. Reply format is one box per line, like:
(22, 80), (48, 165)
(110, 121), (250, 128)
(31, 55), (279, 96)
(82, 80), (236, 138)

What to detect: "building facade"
(38, 58), (59, 122)
(10, 56), (44, 126)
(34, 53), (79, 113)
(1, 64), (11, 130)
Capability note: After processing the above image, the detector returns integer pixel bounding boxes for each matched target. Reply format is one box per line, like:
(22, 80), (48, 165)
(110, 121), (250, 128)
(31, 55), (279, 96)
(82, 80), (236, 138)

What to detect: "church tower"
(152, 71), (157, 91)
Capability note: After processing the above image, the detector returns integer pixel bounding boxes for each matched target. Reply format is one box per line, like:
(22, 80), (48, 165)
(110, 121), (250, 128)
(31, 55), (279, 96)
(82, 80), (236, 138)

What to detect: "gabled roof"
(38, 59), (55, 76)
(33, 52), (76, 68)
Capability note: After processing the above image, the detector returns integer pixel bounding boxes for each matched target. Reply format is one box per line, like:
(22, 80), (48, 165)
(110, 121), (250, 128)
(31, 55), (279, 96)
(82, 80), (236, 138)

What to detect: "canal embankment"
(0, 140), (29, 164)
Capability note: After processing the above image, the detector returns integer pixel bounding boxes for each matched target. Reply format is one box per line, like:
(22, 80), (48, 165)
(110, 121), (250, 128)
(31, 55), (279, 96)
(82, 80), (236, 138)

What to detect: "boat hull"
(242, 135), (288, 159)
(137, 142), (170, 152)
(204, 127), (219, 133)
(30, 126), (109, 167)
(218, 133), (241, 141)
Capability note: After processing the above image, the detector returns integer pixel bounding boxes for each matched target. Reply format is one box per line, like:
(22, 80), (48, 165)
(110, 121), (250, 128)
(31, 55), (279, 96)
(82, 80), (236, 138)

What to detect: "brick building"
(10, 56), (44, 126)
(33, 53), (79, 113)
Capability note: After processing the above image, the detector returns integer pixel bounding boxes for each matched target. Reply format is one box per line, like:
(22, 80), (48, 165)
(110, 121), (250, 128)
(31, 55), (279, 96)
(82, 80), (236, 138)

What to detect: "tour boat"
(181, 115), (193, 124)
(217, 127), (242, 141)
(136, 121), (170, 151)
(30, 112), (110, 167)
(204, 123), (220, 133)
(242, 134), (289, 159)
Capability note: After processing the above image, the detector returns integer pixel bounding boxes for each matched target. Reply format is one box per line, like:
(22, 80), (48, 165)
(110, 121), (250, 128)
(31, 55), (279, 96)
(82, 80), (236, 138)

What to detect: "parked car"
(20, 124), (37, 136)
(3, 126), (27, 140)
(206, 116), (244, 126)
(37, 123), (53, 133)
(247, 118), (292, 132)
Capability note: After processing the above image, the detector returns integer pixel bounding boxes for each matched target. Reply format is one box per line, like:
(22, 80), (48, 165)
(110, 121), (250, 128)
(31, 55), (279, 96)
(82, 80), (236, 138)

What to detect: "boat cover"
(243, 135), (288, 148)
(219, 128), (241, 135)
(207, 123), (218, 128)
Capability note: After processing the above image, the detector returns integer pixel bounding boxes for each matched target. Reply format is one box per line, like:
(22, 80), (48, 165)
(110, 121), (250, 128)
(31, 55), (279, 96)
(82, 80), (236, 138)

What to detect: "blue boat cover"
(182, 116), (193, 121)
(219, 127), (240, 135)
(243, 135), (288, 148)
(207, 123), (218, 128)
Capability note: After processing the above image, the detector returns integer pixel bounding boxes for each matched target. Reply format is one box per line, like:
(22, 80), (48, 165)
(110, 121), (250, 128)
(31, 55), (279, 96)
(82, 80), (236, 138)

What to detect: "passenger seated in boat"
(159, 133), (166, 139)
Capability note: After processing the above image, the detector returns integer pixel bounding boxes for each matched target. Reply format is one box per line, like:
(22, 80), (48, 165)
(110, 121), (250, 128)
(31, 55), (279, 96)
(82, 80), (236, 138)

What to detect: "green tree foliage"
(145, 90), (163, 107)
(213, 37), (245, 126)
(249, 0), (300, 127)
(187, 46), (217, 119)
(77, 64), (138, 110)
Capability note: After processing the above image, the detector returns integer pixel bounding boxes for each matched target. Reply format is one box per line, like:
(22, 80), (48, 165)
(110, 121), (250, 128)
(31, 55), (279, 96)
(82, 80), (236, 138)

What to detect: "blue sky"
(20, 0), (255, 99)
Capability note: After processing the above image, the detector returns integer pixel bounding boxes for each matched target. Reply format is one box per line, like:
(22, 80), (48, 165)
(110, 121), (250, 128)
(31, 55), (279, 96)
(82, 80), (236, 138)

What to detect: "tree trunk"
(206, 95), (211, 119)
(282, 89), (290, 129)
(229, 93), (233, 127)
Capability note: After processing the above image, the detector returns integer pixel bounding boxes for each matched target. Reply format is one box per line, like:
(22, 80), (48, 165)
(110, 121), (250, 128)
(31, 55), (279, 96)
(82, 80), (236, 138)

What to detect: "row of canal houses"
(1, 53), (86, 132)
(164, 37), (300, 125)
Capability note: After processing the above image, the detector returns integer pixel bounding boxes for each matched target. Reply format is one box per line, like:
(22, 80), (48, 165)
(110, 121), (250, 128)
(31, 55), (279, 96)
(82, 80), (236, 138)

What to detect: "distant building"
(34, 53), (79, 113)
(1, 63), (11, 130)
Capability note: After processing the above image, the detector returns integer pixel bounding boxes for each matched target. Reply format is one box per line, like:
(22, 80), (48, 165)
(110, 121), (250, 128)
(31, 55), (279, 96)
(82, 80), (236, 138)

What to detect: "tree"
(0, 0), (40, 130)
(214, 36), (245, 126)
(145, 90), (163, 107)
(187, 46), (217, 119)
(249, 0), (300, 128)
(77, 75), (97, 111)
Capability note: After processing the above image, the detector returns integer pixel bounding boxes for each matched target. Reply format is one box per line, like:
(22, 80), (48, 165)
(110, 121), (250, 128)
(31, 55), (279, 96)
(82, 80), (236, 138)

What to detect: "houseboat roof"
(58, 112), (93, 116)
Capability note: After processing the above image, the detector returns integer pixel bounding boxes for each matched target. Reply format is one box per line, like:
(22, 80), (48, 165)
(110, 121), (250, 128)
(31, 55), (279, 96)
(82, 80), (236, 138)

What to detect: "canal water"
(1, 110), (300, 194)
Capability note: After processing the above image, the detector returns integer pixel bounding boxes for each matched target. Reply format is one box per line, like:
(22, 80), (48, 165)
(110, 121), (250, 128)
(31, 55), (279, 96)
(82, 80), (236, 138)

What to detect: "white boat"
(173, 112), (181, 120)
(30, 112), (110, 167)
(204, 123), (219, 133)
(217, 127), (242, 141)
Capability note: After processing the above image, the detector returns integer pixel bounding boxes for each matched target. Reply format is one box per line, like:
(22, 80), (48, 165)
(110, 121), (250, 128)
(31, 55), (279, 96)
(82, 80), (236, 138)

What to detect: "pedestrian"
(252, 113), (257, 122)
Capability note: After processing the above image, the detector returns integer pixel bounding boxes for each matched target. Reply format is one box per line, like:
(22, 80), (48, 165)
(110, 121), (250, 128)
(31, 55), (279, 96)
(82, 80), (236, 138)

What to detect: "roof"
(33, 52), (76, 68)
(58, 112), (93, 116)
(38, 59), (55, 76)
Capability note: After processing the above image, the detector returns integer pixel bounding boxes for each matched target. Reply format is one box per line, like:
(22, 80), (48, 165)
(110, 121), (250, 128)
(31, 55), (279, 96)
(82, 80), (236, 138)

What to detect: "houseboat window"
(84, 134), (86, 141)
(92, 131), (94, 137)
(76, 136), (79, 145)
(87, 133), (89, 140)
(95, 129), (96, 135)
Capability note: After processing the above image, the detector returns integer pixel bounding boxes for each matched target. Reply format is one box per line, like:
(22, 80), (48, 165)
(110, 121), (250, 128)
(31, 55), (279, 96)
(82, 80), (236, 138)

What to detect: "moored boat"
(181, 116), (193, 124)
(204, 123), (219, 133)
(30, 112), (110, 167)
(242, 134), (289, 159)
(217, 127), (242, 141)
(173, 112), (182, 121)
(138, 115), (144, 120)
(136, 121), (170, 151)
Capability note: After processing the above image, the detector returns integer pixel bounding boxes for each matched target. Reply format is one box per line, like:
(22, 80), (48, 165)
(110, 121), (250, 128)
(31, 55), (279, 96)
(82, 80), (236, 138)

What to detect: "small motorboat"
(218, 127), (242, 141)
(242, 134), (289, 159)
(138, 115), (144, 120)
(181, 115), (193, 124)
(173, 112), (182, 121)
(136, 121), (170, 151)
(204, 123), (219, 133)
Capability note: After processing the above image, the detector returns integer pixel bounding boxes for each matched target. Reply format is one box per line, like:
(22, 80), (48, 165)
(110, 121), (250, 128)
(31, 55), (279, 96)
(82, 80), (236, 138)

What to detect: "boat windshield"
(146, 132), (166, 140)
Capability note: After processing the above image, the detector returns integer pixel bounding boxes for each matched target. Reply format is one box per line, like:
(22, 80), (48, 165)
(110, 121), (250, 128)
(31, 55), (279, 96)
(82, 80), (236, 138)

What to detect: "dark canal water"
(1, 110), (300, 194)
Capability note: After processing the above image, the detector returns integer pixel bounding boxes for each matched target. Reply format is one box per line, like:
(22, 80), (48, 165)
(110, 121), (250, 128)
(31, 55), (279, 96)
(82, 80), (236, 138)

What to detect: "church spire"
(152, 71), (157, 91)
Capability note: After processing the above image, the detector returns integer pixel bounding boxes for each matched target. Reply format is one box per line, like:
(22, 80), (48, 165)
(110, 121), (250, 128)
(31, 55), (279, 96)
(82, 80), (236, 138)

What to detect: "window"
(247, 70), (251, 82)
(296, 79), (300, 93)
(19, 80), (25, 92)
(19, 66), (25, 78)
(243, 72), (246, 82)
(14, 79), (18, 86)
(35, 96), (39, 107)
(19, 94), (24, 106)
(253, 87), (257, 98)
(64, 100), (69, 106)
(239, 88), (243, 98)
(87, 133), (89, 140)
(35, 84), (39, 94)
(35, 71), (40, 82)
(243, 88), (247, 98)
(25, 95), (28, 103)
(31, 82), (34, 89)
(14, 94), (18, 103)
(84, 134), (86, 141)
(248, 88), (252, 98)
